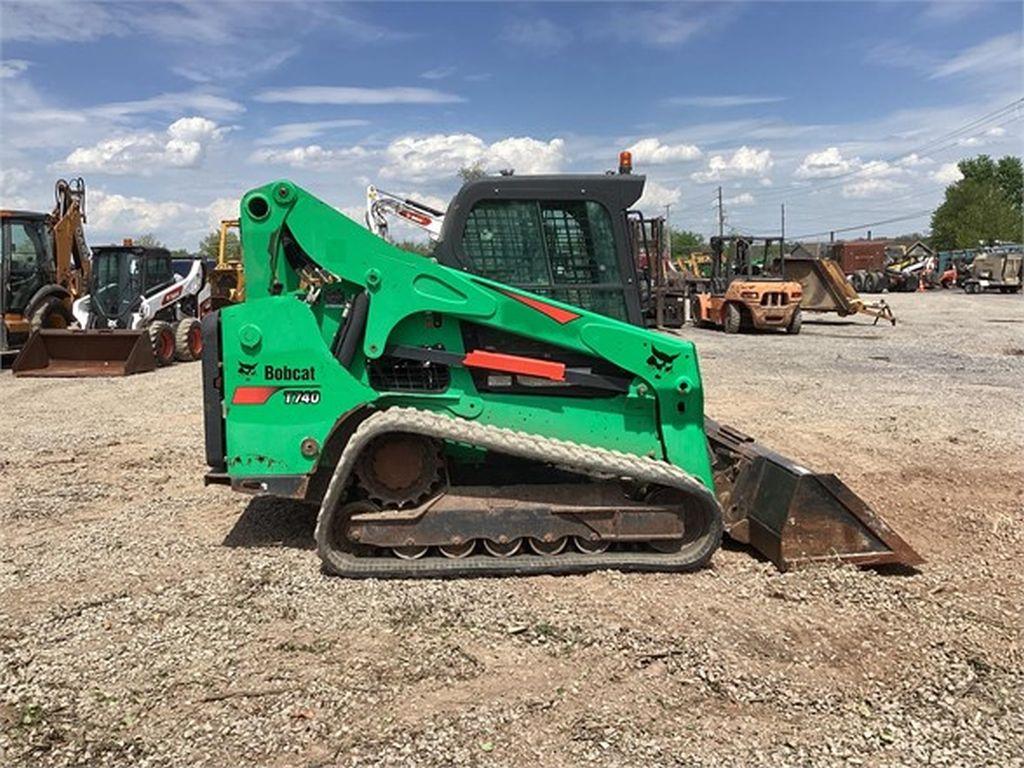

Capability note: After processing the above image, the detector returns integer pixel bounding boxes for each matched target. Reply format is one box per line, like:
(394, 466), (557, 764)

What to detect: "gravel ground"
(1, 290), (1022, 767)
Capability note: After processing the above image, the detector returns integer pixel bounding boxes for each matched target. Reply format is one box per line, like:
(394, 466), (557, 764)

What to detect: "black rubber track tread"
(314, 407), (723, 579)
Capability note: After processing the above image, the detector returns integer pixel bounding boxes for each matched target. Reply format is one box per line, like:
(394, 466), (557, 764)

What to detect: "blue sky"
(1, 0), (1021, 249)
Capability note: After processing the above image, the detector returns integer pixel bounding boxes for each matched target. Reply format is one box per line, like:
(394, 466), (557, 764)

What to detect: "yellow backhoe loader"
(1, 178), (90, 364)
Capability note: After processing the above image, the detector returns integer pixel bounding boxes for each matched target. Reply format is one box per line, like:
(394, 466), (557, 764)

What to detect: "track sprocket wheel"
(354, 433), (442, 508)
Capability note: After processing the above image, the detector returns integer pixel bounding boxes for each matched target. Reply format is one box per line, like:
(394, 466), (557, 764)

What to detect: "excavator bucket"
(706, 419), (922, 570)
(783, 256), (895, 325)
(12, 329), (156, 377)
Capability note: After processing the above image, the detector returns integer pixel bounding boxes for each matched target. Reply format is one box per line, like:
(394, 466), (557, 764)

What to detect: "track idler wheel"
(355, 433), (442, 508)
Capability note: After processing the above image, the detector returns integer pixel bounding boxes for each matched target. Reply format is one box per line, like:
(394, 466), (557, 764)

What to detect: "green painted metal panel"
(218, 180), (714, 488)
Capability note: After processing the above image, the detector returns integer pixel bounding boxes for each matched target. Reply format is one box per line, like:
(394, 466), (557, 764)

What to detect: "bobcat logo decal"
(238, 361), (258, 378)
(646, 345), (680, 379)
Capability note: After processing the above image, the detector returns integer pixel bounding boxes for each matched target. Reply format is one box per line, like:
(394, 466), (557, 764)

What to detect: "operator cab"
(433, 173), (647, 326)
(1, 211), (53, 319)
(88, 245), (176, 328)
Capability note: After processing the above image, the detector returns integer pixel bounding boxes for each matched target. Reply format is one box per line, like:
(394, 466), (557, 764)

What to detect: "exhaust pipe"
(12, 329), (156, 377)
(706, 418), (922, 570)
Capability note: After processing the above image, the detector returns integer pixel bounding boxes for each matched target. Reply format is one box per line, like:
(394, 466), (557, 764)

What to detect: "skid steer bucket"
(783, 256), (895, 325)
(12, 329), (156, 377)
(706, 419), (922, 570)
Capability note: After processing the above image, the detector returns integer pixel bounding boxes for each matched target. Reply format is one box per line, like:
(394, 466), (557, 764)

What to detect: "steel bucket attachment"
(705, 418), (922, 570)
(783, 256), (895, 325)
(12, 329), (156, 377)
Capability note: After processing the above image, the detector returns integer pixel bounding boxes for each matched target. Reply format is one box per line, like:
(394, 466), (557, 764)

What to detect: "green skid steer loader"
(202, 180), (921, 578)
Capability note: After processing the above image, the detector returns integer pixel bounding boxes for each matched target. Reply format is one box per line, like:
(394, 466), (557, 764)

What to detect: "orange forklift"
(689, 235), (803, 334)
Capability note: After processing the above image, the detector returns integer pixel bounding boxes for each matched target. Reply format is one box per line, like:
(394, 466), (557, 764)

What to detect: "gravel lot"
(1, 290), (1022, 767)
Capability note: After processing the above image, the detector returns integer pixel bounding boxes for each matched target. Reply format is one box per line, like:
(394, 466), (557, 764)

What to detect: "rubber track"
(314, 407), (723, 578)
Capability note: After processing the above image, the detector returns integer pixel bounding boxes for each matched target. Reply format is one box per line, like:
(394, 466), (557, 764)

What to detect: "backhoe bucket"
(706, 419), (922, 570)
(12, 329), (156, 377)
(783, 256), (895, 325)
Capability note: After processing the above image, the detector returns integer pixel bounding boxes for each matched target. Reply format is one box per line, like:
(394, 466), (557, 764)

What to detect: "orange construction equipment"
(689, 236), (803, 334)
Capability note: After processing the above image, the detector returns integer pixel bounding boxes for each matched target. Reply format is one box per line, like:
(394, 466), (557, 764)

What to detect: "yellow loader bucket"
(12, 329), (156, 377)
(784, 256), (896, 325)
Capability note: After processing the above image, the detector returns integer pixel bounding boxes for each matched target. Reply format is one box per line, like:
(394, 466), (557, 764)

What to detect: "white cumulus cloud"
(57, 117), (228, 174)
(841, 178), (908, 198)
(857, 160), (903, 179)
(723, 192), (755, 206)
(931, 162), (964, 185)
(897, 153), (934, 167)
(637, 180), (681, 211)
(88, 189), (197, 233)
(487, 137), (566, 175)
(795, 147), (857, 178)
(626, 138), (701, 165)
(691, 146), (773, 182)
(379, 134), (565, 181)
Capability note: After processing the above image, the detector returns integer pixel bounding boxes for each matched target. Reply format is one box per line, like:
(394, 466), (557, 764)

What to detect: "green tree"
(995, 156), (1023, 215)
(669, 228), (706, 260)
(931, 155), (1023, 249)
(134, 233), (164, 248)
(458, 162), (487, 183)
(393, 239), (434, 257)
(198, 229), (241, 262)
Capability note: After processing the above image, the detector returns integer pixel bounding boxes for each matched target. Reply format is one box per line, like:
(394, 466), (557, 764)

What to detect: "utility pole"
(717, 186), (724, 238)
(663, 203), (672, 263)
(780, 203), (785, 261)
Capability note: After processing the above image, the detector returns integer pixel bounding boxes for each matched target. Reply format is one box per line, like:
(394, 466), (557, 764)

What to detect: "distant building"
(905, 240), (935, 260)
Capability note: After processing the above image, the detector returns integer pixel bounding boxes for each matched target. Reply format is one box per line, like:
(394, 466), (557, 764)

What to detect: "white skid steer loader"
(13, 243), (209, 377)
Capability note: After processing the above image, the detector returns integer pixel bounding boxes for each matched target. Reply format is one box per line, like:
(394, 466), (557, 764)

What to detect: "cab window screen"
(145, 257), (173, 290)
(461, 198), (627, 320)
(460, 201), (548, 286)
(541, 201), (619, 285)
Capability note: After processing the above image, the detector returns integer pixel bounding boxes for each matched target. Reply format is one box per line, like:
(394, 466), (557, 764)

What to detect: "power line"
(750, 98), (1023, 204)
(788, 209), (934, 241)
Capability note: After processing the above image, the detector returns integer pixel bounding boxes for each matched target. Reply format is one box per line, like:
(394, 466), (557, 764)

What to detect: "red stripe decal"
(463, 350), (566, 381)
(498, 289), (580, 324)
(231, 386), (280, 405)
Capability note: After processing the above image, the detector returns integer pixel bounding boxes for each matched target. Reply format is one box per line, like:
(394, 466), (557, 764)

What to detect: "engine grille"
(368, 356), (450, 392)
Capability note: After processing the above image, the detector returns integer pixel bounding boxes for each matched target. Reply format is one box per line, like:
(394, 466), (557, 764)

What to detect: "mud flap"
(706, 418), (922, 570)
(12, 329), (156, 377)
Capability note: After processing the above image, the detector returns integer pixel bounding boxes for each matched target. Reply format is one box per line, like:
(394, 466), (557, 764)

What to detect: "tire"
(148, 321), (176, 366)
(850, 271), (865, 292)
(723, 303), (742, 334)
(29, 296), (73, 332)
(873, 271), (888, 292)
(786, 307), (802, 335)
(904, 273), (920, 293)
(174, 317), (203, 362)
